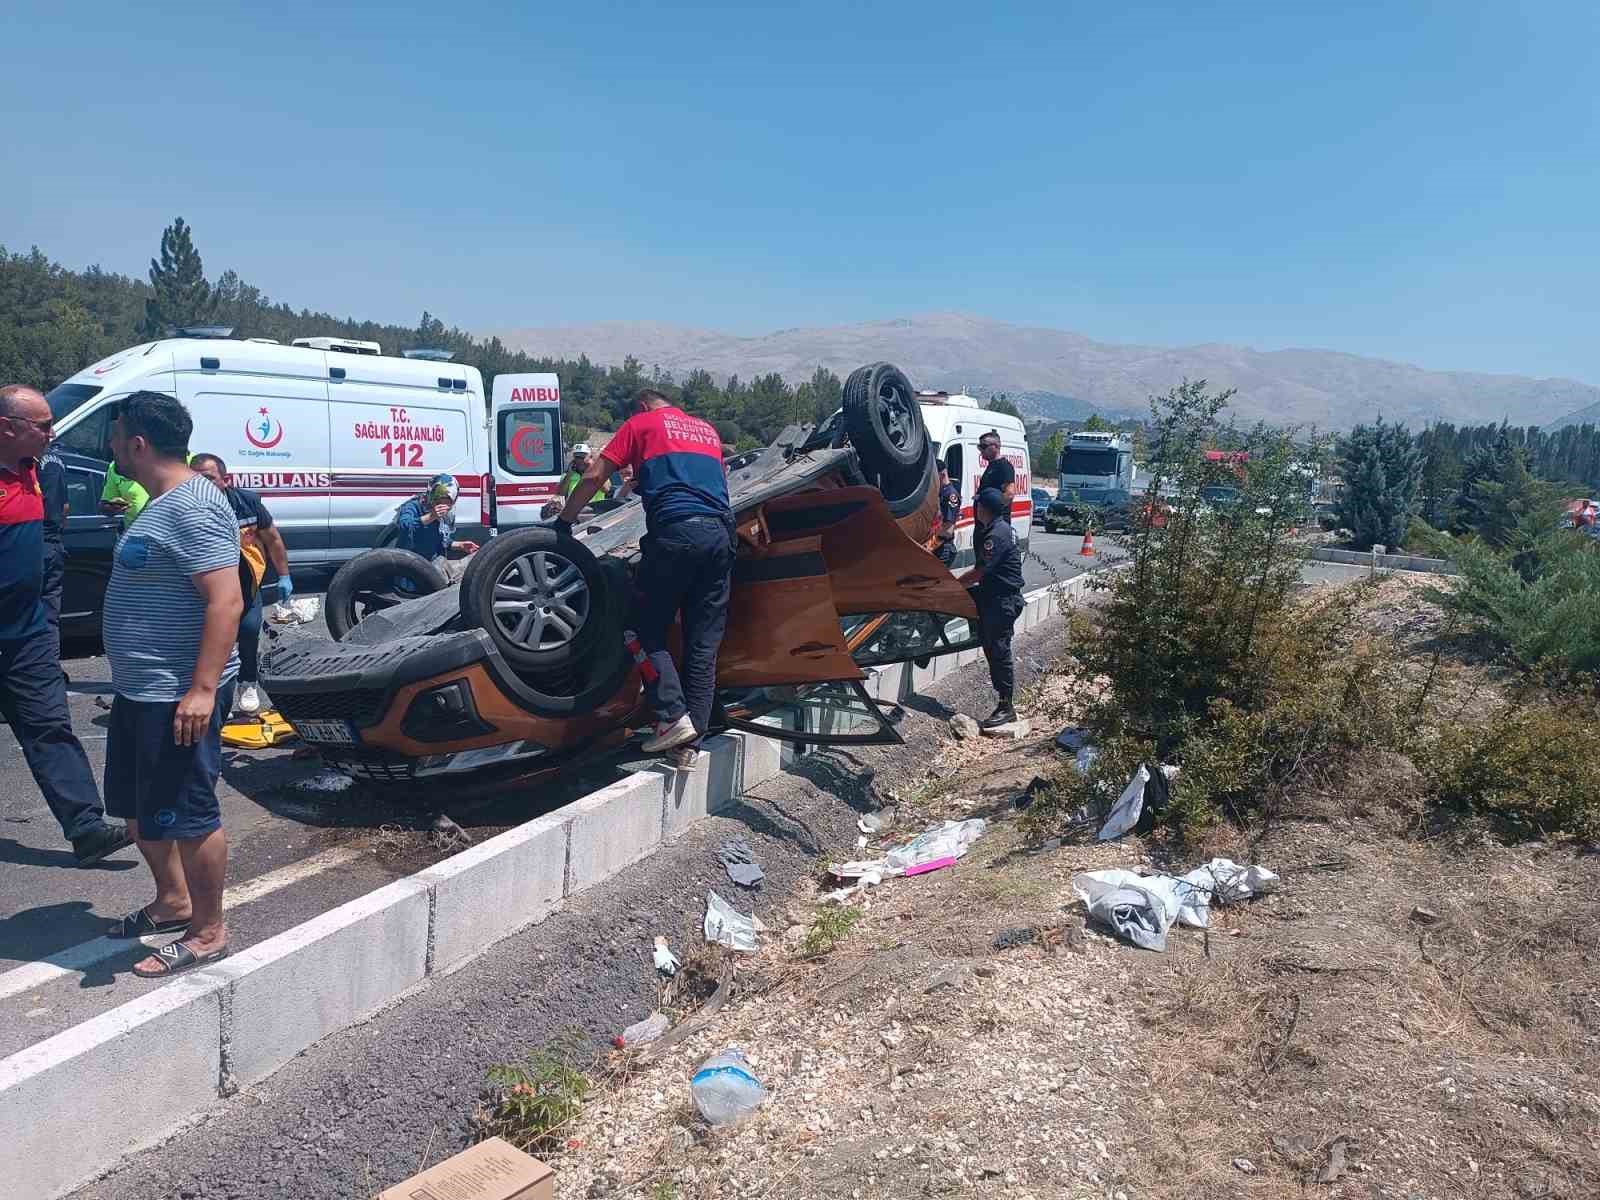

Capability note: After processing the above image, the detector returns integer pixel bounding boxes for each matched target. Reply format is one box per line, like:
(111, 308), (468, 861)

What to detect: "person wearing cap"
(960, 487), (1025, 729)
(559, 444), (609, 501)
(934, 458), (961, 569)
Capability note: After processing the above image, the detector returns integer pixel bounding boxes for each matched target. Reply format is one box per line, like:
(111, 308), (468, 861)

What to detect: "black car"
(50, 450), (122, 640)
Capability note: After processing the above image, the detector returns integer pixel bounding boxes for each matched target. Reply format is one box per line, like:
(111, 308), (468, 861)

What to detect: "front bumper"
(262, 630), (548, 781)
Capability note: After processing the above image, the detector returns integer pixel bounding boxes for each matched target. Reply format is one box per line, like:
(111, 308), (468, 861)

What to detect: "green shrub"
(1425, 701), (1600, 840)
(476, 1038), (590, 1153)
(1425, 528), (1600, 675)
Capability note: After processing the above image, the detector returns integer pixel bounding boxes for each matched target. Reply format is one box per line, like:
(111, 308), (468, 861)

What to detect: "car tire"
(843, 362), (927, 473)
(881, 444), (939, 520)
(325, 549), (450, 641)
(459, 527), (614, 674)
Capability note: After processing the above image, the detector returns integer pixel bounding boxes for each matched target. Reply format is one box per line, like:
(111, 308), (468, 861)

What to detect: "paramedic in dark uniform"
(0, 384), (130, 864)
(934, 459), (960, 569)
(555, 389), (734, 755)
(961, 487), (1025, 729)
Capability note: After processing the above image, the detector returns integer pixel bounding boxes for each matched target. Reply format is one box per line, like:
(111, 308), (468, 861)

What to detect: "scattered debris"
(703, 890), (765, 952)
(267, 597), (321, 625)
(652, 936), (680, 977)
(1097, 762), (1178, 840)
(690, 1048), (766, 1125)
(1072, 858), (1280, 951)
(293, 769), (354, 794)
(613, 1012), (670, 1050)
(430, 812), (473, 849)
(993, 927), (1037, 951)
(950, 713), (981, 740)
(219, 709), (297, 750)
(716, 837), (764, 888)
(885, 817), (987, 874)
(980, 717), (1032, 739)
(1232, 1157), (1256, 1174)
(857, 809), (896, 834)
(1409, 905), (1440, 925)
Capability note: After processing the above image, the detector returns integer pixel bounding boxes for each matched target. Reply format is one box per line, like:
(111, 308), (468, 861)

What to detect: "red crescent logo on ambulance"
(244, 407), (284, 449)
(509, 425), (546, 467)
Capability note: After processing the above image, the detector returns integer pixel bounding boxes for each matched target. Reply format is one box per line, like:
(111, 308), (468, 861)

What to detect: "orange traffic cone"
(1080, 529), (1096, 557)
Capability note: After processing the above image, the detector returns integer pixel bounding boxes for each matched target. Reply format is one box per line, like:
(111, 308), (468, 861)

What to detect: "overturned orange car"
(261, 363), (983, 783)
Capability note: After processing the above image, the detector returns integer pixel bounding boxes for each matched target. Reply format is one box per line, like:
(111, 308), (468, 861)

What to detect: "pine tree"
(1335, 419), (1421, 547)
(142, 217), (215, 337)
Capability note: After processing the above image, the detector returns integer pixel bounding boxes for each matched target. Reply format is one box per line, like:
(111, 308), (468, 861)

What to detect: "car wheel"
(881, 443), (939, 520)
(843, 362), (927, 473)
(325, 549), (450, 641)
(459, 527), (609, 674)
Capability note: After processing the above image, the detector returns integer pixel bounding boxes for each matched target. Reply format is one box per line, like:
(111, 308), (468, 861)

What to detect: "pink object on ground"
(904, 856), (958, 877)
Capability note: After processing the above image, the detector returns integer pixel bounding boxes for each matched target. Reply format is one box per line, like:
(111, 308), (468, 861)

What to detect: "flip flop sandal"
(110, 907), (191, 939)
(132, 941), (229, 979)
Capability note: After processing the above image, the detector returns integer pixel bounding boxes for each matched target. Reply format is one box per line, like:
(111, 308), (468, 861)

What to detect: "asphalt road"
(0, 529), (1103, 1055)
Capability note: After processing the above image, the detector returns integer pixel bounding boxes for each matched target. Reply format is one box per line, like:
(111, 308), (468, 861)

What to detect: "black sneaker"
(979, 703), (1017, 730)
(72, 823), (134, 867)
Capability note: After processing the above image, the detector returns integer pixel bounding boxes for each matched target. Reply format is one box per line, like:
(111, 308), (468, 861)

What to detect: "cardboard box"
(377, 1137), (554, 1200)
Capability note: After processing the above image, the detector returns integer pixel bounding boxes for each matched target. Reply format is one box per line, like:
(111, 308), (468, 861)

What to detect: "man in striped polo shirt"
(102, 391), (244, 978)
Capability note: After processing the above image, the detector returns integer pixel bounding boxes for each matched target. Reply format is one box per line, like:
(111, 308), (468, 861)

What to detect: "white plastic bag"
(1098, 766), (1149, 841)
(268, 597), (321, 625)
(884, 818), (987, 873)
(703, 890), (764, 952)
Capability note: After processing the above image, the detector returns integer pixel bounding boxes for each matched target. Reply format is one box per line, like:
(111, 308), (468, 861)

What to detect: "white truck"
(1041, 430), (1136, 532)
(46, 332), (569, 585)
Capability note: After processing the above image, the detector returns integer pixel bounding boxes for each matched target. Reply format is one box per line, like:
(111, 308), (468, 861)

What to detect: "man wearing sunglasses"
(0, 384), (131, 865)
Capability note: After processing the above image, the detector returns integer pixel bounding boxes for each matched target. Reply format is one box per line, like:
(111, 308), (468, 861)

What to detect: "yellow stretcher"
(220, 709), (297, 750)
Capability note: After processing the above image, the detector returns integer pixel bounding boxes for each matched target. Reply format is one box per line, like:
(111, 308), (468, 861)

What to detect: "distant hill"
(495, 312), (1598, 430)
(1544, 400), (1600, 431)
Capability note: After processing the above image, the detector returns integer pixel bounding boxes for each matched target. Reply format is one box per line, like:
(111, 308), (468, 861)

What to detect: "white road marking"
(0, 845), (367, 1002)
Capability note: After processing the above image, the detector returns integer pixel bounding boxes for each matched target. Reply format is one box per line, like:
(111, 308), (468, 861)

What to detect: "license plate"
(292, 719), (358, 746)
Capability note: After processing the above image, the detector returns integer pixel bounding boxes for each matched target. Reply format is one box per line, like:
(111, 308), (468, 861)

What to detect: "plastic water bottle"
(614, 1012), (669, 1050)
(690, 1048), (766, 1125)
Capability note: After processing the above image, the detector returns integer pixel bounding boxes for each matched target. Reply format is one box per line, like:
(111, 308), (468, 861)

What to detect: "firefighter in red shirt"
(556, 389), (735, 754)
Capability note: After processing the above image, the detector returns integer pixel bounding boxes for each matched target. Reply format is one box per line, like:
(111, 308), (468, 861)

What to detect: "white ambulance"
(916, 391), (1032, 566)
(45, 333), (566, 585)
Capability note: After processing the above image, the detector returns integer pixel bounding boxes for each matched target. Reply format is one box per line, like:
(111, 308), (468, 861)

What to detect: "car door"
(489, 373), (564, 527)
(713, 485), (981, 745)
(59, 461), (119, 638)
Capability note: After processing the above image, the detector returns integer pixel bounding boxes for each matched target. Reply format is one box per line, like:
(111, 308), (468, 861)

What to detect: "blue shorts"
(105, 681), (235, 841)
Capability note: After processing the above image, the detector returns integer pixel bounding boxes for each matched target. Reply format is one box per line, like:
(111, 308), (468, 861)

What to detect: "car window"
(717, 679), (902, 746)
(848, 610), (980, 668)
(64, 467), (101, 517)
(497, 408), (560, 476)
(45, 382), (103, 423)
(56, 405), (114, 460)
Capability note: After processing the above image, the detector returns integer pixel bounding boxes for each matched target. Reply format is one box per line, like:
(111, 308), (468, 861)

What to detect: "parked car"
(1031, 487), (1052, 510)
(262, 363), (987, 783)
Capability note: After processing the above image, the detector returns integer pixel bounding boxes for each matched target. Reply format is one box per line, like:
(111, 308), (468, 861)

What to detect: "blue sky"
(5, 1), (1597, 382)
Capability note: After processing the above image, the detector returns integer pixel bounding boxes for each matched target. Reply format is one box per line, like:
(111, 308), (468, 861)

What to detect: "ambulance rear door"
(490, 373), (563, 528)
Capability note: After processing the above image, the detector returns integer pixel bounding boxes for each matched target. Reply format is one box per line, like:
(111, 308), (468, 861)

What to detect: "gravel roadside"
(69, 624), (1076, 1200)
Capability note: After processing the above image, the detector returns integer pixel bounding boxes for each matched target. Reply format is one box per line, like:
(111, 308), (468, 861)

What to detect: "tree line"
(0, 220), (854, 452)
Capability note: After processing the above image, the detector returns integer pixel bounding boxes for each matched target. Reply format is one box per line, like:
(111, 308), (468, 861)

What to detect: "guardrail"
(1306, 546), (1458, 576)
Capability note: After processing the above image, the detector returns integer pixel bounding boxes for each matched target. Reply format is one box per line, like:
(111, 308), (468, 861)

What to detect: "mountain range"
(495, 312), (1600, 430)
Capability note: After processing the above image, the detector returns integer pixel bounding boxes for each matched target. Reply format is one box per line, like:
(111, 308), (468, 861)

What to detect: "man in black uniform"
(934, 459), (960, 569)
(977, 430), (1016, 505)
(38, 444), (68, 666)
(961, 487), (1025, 729)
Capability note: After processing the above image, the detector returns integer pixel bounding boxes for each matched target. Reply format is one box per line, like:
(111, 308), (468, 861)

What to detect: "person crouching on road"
(960, 487), (1025, 730)
(935, 459), (960, 569)
(0, 384), (131, 865)
(555, 389), (734, 756)
(192, 454), (292, 716)
(394, 474), (479, 579)
(101, 391), (244, 977)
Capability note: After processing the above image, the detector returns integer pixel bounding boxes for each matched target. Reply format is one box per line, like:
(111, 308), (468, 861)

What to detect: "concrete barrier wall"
(0, 576), (1076, 1200)
(1306, 546), (1457, 575)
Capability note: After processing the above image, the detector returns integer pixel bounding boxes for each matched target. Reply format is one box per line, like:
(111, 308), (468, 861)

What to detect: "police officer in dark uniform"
(961, 487), (1025, 728)
(38, 445), (68, 649)
(934, 459), (960, 569)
